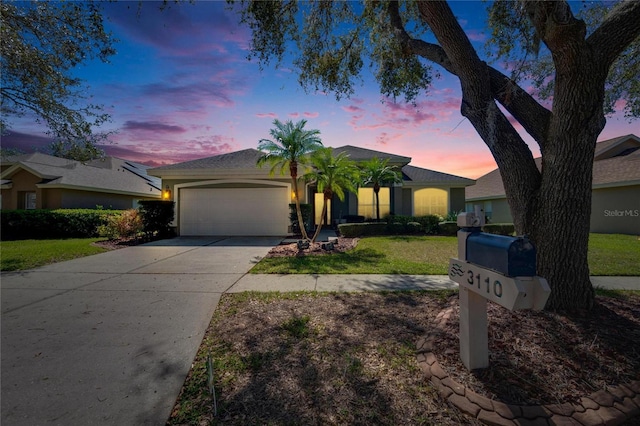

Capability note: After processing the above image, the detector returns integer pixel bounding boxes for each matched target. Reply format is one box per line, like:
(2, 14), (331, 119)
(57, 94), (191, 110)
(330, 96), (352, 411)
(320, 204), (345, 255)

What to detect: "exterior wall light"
(162, 186), (172, 200)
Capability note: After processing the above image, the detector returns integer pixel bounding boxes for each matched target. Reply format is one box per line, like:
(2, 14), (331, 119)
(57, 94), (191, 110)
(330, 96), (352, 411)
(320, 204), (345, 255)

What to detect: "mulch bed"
(264, 237), (359, 258)
(169, 290), (640, 425)
(432, 294), (640, 406)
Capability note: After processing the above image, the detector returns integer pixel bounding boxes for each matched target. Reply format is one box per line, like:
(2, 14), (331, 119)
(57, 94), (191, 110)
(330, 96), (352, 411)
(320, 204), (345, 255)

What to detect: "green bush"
(289, 203), (312, 234)
(415, 215), (442, 234)
(406, 222), (422, 234)
(384, 214), (442, 235)
(1, 209), (120, 240)
(438, 221), (459, 236)
(338, 222), (387, 237)
(482, 223), (515, 236)
(138, 201), (175, 238)
(387, 222), (405, 234)
(98, 209), (143, 239)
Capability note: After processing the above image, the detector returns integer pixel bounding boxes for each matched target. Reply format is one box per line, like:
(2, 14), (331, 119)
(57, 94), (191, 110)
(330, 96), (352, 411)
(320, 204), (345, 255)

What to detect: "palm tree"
(257, 119), (323, 240)
(360, 157), (402, 221)
(303, 148), (360, 243)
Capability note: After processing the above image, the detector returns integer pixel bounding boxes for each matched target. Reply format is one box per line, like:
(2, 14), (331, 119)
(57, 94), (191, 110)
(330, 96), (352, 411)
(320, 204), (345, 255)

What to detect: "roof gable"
(594, 134), (640, 161)
(467, 134), (640, 200)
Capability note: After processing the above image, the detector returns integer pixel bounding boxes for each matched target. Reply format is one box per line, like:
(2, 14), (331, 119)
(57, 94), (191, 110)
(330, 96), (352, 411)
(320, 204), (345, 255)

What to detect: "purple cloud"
(122, 121), (186, 133)
(0, 130), (53, 153)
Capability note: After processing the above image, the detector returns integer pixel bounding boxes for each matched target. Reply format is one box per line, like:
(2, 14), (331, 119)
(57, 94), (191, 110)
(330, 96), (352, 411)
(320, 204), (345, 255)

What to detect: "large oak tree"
(1, 1), (115, 160)
(233, 0), (640, 311)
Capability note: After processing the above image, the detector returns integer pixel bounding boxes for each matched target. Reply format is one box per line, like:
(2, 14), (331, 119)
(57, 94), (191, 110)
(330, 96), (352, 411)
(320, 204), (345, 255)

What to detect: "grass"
(252, 233), (639, 276)
(588, 233), (640, 276)
(0, 238), (107, 271)
(1, 233), (636, 276)
(251, 235), (458, 274)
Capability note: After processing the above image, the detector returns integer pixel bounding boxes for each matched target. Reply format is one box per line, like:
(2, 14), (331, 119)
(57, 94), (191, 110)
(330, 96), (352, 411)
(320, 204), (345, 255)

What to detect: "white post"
(456, 212), (489, 370)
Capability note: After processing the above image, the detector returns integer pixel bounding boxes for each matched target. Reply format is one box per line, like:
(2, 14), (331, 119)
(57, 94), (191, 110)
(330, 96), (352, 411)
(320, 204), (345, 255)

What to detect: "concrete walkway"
(1, 236), (638, 426)
(1, 237), (281, 426)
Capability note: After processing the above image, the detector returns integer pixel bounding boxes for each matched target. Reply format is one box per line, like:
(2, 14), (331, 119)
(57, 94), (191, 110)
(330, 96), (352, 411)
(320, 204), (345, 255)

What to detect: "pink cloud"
(256, 113), (278, 119)
(303, 112), (319, 118)
(342, 105), (365, 114)
(288, 112), (300, 118)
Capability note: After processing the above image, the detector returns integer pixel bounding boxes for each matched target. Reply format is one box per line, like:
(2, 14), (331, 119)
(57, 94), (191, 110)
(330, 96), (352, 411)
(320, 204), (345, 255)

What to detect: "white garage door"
(180, 187), (289, 236)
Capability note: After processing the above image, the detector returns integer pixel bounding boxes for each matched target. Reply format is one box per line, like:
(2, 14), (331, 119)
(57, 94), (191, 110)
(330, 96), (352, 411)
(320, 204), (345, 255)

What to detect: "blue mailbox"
(465, 233), (536, 277)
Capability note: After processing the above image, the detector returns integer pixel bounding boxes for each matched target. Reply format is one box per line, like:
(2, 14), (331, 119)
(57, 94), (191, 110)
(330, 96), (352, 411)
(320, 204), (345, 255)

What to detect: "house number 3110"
(467, 271), (503, 298)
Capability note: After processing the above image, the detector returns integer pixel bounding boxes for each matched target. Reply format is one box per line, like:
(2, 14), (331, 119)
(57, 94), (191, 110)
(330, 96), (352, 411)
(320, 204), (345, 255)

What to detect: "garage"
(179, 187), (289, 236)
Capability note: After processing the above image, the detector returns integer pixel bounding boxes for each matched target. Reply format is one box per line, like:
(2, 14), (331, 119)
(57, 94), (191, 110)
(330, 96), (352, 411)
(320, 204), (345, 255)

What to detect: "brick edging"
(416, 305), (640, 425)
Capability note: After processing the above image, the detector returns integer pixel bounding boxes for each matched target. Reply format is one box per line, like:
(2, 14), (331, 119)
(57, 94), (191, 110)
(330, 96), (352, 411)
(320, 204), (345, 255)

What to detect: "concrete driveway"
(1, 236), (282, 426)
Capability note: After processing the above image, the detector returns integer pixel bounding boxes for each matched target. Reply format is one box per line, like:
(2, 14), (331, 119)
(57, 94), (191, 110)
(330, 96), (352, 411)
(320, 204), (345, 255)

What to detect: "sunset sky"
(3, 1), (637, 179)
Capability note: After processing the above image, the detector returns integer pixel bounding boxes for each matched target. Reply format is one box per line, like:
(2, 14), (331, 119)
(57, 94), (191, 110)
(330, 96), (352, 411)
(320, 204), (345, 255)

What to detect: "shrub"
(138, 201), (175, 238)
(443, 211), (462, 222)
(338, 222), (387, 237)
(482, 223), (515, 236)
(343, 215), (365, 223)
(406, 222), (422, 234)
(415, 215), (441, 234)
(438, 221), (459, 236)
(1, 209), (119, 240)
(98, 209), (143, 240)
(289, 203), (312, 234)
(387, 222), (405, 234)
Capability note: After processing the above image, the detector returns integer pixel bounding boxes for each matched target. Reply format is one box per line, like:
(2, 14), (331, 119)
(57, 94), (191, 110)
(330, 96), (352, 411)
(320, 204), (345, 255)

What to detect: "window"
(413, 188), (447, 217)
(314, 193), (331, 226)
(358, 187), (390, 220)
(24, 192), (36, 210)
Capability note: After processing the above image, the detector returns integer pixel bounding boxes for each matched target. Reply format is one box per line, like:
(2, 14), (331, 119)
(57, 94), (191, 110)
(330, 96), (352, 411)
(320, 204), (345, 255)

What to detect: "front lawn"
(251, 236), (457, 275)
(588, 233), (640, 276)
(251, 234), (640, 276)
(0, 238), (107, 271)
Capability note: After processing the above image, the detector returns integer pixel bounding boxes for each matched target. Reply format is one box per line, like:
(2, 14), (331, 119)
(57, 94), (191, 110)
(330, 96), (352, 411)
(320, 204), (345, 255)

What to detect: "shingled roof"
(402, 165), (475, 186)
(149, 145), (474, 185)
(1, 152), (161, 197)
(148, 149), (264, 171)
(466, 134), (640, 201)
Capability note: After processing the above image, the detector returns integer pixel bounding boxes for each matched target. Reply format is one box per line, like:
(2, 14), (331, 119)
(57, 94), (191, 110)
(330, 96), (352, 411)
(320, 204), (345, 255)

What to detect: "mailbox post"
(450, 211), (551, 371)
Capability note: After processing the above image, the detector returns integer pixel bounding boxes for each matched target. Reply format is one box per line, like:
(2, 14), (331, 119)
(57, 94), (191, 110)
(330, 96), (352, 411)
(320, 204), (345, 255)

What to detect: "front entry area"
(179, 187), (289, 236)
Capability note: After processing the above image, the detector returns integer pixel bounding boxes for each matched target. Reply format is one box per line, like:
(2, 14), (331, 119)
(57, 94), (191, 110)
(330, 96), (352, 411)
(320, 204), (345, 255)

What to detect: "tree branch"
(588, 0), (640, 67)
(487, 67), (550, 149)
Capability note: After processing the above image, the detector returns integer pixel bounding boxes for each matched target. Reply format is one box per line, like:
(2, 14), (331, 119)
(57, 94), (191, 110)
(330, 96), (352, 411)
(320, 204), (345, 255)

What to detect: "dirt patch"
(92, 237), (144, 250)
(168, 291), (640, 425)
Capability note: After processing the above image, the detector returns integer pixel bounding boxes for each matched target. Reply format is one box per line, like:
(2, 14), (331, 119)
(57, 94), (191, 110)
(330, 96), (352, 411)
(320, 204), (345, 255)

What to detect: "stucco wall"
(450, 188), (466, 214)
(1, 170), (41, 209)
(60, 189), (143, 209)
(468, 187), (640, 235)
(590, 185), (640, 235)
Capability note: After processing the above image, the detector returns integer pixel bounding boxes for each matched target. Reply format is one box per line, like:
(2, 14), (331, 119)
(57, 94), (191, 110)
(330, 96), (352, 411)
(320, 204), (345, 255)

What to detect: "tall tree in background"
(1, 1), (115, 160)
(257, 119), (323, 240)
(303, 148), (360, 243)
(360, 157), (402, 221)
(235, 0), (640, 311)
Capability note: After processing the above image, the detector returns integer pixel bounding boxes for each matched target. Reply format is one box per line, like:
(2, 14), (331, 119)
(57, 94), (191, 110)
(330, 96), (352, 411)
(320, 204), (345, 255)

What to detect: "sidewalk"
(229, 274), (639, 293)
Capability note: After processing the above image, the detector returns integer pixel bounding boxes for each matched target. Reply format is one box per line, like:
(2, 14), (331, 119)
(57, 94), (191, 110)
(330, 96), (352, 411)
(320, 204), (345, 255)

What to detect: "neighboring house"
(465, 134), (640, 235)
(1, 152), (162, 210)
(148, 146), (475, 236)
